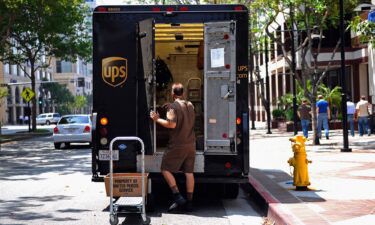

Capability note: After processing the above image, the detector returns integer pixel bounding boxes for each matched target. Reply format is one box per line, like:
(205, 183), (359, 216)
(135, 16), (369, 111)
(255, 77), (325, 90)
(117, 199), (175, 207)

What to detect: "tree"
(41, 82), (75, 115)
(249, 0), (357, 144)
(0, 0), (91, 131)
(0, 0), (19, 46)
(72, 95), (87, 114)
(0, 87), (9, 136)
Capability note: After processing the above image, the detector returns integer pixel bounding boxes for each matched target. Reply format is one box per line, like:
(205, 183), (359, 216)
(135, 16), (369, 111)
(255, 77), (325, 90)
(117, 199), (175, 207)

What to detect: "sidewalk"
(249, 126), (375, 225)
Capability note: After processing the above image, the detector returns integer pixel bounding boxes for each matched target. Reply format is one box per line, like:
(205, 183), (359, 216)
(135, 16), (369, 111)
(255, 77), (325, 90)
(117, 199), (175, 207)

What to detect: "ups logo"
(102, 57), (128, 87)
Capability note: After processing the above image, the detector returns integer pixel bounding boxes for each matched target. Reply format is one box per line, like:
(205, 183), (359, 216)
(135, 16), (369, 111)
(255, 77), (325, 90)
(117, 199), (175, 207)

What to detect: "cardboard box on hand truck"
(104, 173), (148, 197)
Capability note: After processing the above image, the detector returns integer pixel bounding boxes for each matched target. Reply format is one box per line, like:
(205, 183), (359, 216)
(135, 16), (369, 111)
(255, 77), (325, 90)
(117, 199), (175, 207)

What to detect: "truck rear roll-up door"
(204, 21), (236, 154)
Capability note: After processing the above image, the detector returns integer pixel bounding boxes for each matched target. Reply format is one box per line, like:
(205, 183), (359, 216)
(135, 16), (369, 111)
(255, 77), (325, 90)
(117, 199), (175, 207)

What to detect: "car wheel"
(46, 120), (50, 125)
(54, 143), (61, 149)
(64, 142), (70, 149)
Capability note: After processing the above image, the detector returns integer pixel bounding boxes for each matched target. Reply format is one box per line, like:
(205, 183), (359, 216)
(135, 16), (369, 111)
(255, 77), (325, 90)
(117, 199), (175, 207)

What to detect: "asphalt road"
(0, 136), (263, 225)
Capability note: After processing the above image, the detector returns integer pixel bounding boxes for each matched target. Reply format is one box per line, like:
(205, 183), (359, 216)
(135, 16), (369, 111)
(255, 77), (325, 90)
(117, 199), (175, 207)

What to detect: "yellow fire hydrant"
(287, 135), (312, 190)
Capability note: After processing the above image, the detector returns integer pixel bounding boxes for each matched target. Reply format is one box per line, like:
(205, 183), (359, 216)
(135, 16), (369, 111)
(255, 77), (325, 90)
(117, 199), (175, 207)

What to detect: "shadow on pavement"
(0, 196), (80, 222)
(0, 138), (92, 180)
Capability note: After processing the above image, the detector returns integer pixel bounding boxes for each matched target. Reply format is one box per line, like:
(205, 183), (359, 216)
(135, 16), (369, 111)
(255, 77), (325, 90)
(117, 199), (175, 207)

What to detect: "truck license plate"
(99, 150), (119, 161)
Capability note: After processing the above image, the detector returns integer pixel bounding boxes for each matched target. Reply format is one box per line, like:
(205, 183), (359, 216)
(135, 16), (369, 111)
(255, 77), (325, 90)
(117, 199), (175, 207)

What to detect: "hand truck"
(108, 136), (150, 225)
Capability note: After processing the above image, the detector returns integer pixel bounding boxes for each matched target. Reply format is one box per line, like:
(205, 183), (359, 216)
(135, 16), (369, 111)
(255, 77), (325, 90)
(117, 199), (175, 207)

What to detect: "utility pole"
(265, 38), (272, 134)
(290, 5), (298, 136)
(339, 0), (351, 152)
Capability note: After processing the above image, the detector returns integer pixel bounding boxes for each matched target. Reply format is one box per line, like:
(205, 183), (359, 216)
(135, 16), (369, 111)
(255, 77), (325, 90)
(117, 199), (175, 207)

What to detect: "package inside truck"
(154, 23), (205, 151)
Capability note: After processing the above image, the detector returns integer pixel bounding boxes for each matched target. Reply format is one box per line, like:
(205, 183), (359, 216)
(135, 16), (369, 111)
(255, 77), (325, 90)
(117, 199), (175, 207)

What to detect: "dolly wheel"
(109, 214), (118, 225)
(142, 216), (151, 225)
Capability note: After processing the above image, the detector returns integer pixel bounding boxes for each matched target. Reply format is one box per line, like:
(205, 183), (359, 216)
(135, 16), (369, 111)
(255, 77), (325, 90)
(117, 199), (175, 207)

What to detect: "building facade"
(252, 4), (375, 122)
(0, 62), (54, 125)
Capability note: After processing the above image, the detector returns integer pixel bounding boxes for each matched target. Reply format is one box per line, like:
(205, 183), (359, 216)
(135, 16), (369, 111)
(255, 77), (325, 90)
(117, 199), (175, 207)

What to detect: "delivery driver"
(150, 83), (196, 212)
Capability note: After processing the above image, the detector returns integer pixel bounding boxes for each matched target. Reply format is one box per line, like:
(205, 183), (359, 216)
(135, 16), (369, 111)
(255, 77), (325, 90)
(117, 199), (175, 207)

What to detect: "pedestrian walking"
(356, 96), (372, 136)
(24, 115), (29, 124)
(150, 83), (196, 212)
(19, 115), (24, 125)
(346, 97), (356, 137)
(298, 99), (311, 138)
(316, 95), (330, 139)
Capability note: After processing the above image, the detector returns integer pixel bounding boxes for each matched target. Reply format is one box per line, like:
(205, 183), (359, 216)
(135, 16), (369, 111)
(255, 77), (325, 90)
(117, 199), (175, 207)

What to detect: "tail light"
(225, 162), (232, 169)
(99, 127), (108, 136)
(53, 127), (59, 134)
(100, 117), (108, 126)
(84, 125), (91, 133)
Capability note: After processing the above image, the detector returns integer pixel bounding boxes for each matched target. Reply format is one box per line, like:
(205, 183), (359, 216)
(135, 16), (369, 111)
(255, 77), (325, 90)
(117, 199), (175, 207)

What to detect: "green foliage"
(41, 82), (74, 114)
(285, 108), (295, 121)
(349, 16), (375, 46)
(71, 95), (87, 112)
(317, 84), (342, 109)
(272, 108), (286, 119)
(0, 87), (8, 102)
(0, 0), (91, 65)
(0, 0), (91, 129)
(278, 83), (342, 118)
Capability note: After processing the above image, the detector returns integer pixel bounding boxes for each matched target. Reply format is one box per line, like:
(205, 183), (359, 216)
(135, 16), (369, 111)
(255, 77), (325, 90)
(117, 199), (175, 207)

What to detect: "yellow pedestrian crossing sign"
(21, 88), (35, 102)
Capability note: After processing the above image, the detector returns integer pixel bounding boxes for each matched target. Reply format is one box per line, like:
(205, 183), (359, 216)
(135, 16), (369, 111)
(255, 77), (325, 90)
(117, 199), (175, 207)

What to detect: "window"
(56, 60), (73, 73)
(7, 92), (12, 104)
(15, 87), (20, 104)
(58, 115), (89, 124)
(4, 64), (9, 74)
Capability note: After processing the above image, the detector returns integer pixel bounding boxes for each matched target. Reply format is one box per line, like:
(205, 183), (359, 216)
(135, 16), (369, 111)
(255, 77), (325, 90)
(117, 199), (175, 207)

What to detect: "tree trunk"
(310, 98), (319, 145)
(30, 63), (37, 131)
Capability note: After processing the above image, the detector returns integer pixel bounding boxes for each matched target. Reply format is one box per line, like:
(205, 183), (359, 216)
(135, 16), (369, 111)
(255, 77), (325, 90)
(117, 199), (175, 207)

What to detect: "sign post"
(21, 88), (35, 132)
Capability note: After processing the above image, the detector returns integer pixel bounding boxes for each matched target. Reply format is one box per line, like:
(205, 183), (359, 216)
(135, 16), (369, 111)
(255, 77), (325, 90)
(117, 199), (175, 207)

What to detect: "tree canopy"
(0, 0), (91, 130)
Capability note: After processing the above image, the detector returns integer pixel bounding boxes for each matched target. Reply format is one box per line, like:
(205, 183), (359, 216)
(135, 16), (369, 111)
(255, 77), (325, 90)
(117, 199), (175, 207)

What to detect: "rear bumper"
(53, 133), (91, 143)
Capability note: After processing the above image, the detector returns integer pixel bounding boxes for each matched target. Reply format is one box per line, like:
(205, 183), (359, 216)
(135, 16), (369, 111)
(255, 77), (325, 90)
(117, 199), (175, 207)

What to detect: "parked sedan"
(53, 115), (91, 149)
(36, 113), (61, 125)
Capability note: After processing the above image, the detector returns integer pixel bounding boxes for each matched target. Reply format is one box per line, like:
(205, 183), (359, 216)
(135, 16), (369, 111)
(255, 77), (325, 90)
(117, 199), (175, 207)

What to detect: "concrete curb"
(248, 175), (302, 225)
(0, 132), (52, 144)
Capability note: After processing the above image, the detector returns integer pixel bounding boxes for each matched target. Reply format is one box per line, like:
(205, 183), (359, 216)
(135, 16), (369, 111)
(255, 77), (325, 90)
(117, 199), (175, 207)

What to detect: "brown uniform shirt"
(167, 99), (196, 149)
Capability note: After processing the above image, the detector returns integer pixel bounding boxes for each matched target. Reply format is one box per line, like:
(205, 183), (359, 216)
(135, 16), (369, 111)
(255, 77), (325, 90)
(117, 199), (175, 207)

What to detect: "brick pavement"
(249, 126), (375, 225)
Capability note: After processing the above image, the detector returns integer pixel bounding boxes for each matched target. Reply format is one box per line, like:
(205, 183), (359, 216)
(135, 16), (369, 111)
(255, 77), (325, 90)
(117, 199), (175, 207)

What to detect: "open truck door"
(138, 18), (155, 154)
(204, 21), (237, 154)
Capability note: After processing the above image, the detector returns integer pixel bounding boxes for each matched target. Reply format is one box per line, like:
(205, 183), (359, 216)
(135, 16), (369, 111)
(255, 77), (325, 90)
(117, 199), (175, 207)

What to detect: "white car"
(53, 114), (92, 149)
(36, 113), (61, 125)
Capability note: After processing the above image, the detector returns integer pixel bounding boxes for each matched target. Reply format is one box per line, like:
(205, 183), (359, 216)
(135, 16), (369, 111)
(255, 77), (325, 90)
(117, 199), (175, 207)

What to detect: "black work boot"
(168, 193), (186, 212)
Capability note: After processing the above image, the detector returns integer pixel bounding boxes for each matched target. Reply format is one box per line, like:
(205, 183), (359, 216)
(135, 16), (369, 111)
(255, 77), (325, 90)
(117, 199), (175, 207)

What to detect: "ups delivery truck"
(92, 4), (249, 199)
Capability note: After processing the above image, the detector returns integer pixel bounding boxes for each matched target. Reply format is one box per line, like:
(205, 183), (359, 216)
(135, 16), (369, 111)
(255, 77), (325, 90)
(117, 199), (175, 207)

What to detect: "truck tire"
(54, 143), (61, 149)
(46, 120), (50, 125)
(223, 183), (239, 199)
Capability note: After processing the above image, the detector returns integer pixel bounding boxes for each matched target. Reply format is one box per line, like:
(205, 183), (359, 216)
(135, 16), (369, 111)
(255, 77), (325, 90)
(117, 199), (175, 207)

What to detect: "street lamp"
(265, 38), (272, 134)
(339, 0), (351, 152)
(290, 6), (298, 136)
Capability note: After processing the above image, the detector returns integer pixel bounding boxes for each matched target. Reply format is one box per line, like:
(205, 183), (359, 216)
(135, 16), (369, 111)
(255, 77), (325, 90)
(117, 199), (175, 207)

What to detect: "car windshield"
(38, 115), (46, 118)
(58, 116), (89, 124)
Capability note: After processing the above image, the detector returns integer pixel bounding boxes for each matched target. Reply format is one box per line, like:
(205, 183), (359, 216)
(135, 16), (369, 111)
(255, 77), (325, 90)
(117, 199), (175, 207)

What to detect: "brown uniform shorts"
(160, 146), (196, 173)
